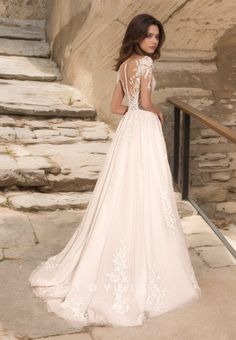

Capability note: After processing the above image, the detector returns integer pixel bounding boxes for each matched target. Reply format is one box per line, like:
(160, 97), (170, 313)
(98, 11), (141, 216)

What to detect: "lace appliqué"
(138, 56), (153, 91)
(161, 191), (177, 233)
(105, 237), (170, 314)
(44, 255), (59, 271)
(61, 294), (89, 321)
(147, 264), (169, 311)
(117, 56), (154, 111)
(136, 56), (153, 110)
(105, 236), (130, 314)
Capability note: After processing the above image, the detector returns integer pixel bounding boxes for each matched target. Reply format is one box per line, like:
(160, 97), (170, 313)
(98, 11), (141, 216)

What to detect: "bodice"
(117, 56), (156, 111)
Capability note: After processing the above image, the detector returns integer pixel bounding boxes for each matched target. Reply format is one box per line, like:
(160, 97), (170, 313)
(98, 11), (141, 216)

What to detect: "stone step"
(0, 55), (61, 81)
(0, 38), (50, 57)
(0, 117), (111, 142)
(154, 87), (213, 104)
(0, 190), (201, 215)
(0, 17), (45, 40)
(156, 61), (217, 74)
(0, 135), (111, 191)
(5, 191), (93, 212)
(0, 79), (97, 118)
(39, 168), (101, 193)
(0, 166), (102, 192)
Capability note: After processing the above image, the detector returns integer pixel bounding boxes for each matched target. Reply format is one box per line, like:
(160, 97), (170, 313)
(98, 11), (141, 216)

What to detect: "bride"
(29, 13), (201, 328)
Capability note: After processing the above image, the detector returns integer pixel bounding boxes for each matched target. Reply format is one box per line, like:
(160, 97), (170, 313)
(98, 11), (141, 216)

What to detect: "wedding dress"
(29, 55), (201, 328)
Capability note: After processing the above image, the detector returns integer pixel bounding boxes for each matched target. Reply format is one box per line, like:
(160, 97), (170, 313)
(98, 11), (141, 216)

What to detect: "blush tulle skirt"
(29, 108), (201, 328)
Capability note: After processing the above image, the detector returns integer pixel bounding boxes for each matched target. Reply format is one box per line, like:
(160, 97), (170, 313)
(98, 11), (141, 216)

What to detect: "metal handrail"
(168, 96), (236, 259)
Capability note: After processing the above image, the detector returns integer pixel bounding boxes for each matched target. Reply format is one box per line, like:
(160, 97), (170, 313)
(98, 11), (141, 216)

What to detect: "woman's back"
(117, 55), (156, 111)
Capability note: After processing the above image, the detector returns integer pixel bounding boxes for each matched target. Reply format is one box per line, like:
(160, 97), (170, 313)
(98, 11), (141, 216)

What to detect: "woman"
(29, 13), (201, 328)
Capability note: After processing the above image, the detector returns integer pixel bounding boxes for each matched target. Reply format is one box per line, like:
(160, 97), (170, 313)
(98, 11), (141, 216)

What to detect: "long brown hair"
(113, 14), (165, 71)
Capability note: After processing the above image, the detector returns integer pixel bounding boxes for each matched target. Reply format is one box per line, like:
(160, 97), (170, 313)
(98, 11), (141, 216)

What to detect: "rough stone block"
(0, 169), (48, 187)
(80, 126), (109, 140)
(0, 38), (49, 57)
(6, 192), (92, 211)
(181, 215), (213, 234)
(195, 245), (236, 268)
(0, 117), (16, 126)
(14, 127), (36, 139)
(34, 129), (60, 138)
(0, 155), (17, 170)
(57, 128), (78, 137)
(0, 55), (61, 81)
(216, 202), (236, 214)
(0, 208), (35, 247)
(16, 156), (57, 173)
(0, 127), (15, 141)
(6, 144), (31, 157)
(41, 169), (99, 192)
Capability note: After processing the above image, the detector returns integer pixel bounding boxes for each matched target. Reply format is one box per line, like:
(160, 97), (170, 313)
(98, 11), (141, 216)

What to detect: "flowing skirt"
(29, 108), (201, 328)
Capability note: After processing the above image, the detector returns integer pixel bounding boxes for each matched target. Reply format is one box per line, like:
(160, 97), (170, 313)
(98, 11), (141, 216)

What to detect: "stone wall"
(45, 0), (236, 223)
(188, 26), (236, 223)
(0, 0), (47, 19)
(45, 0), (236, 124)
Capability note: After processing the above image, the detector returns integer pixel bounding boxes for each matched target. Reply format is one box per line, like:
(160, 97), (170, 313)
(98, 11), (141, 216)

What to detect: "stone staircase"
(0, 16), (236, 340)
(0, 17), (113, 212)
(0, 17), (95, 117)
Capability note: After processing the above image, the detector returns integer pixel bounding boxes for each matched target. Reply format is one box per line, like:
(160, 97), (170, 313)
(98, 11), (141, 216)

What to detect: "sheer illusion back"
(117, 56), (156, 111)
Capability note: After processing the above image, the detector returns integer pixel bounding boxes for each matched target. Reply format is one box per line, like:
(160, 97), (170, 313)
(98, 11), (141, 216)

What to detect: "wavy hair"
(113, 13), (165, 71)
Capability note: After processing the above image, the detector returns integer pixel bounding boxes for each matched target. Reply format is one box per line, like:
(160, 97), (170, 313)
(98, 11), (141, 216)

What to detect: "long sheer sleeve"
(139, 56), (154, 108)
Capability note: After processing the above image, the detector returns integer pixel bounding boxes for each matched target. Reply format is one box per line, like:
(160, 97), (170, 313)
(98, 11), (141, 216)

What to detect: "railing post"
(167, 97), (236, 259)
(173, 106), (180, 184)
(182, 111), (190, 199)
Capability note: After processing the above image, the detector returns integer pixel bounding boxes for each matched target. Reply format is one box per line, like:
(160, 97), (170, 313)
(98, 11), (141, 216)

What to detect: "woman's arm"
(140, 57), (164, 125)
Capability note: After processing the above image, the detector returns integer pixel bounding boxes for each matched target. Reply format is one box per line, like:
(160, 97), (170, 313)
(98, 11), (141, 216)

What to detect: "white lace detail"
(61, 294), (89, 321)
(161, 191), (177, 233)
(32, 242), (200, 322)
(105, 236), (130, 314)
(138, 56), (154, 91)
(44, 256), (59, 271)
(147, 264), (169, 310)
(118, 56), (154, 111)
(105, 237), (171, 314)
